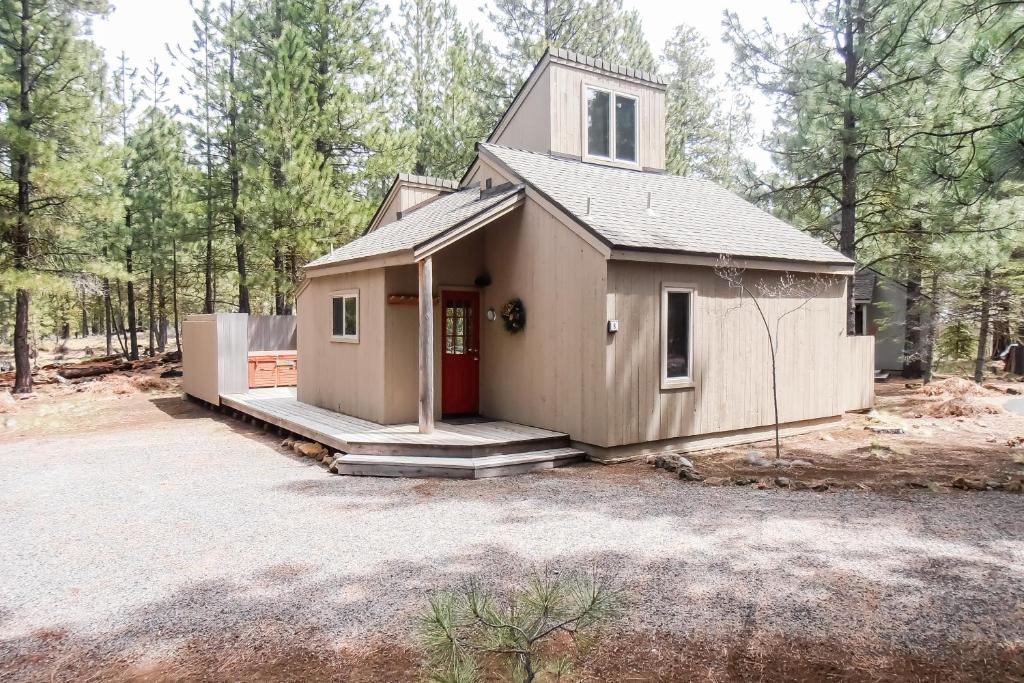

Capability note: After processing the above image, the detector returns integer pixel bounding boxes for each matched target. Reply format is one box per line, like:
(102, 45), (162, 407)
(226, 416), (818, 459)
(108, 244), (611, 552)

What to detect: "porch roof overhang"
(303, 184), (525, 279)
(413, 188), (525, 261)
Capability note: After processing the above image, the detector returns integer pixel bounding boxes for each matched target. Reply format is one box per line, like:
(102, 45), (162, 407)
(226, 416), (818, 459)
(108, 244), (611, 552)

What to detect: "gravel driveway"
(1, 395), (1022, 678)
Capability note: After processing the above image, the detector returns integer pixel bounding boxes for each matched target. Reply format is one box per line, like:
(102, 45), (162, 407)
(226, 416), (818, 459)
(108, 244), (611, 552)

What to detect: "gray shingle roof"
(480, 143), (853, 266)
(853, 271), (876, 303)
(307, 184), (522, 268)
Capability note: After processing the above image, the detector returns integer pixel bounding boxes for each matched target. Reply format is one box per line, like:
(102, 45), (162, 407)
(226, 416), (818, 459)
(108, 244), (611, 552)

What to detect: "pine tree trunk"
(13, 290), (31, 394)
(273, 244), (285, 315)
(901, 224), (923, 378)
(974, 267), (992, 384)
(227, 1), (250, 314)
(148, 266), (156, 357)
(285, 246), (296, 315)
(104, 277), (113, 356)
(157, 277), (167, 352)
(922, 270), (939, 384)
(80, 294), (89, 338)
(125, 227), (139, 360)
(838, 0), (860, 336)
(12, 0), (33, 394)
(172, 238), (181, 351)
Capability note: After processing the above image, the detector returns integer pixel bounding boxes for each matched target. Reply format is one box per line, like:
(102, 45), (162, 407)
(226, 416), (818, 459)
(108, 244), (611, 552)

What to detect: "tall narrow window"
(661, 286), (693, 388)
(615, 94), (637, 162)
(331, 290), (359, 342)
(586, 88), (611, 158)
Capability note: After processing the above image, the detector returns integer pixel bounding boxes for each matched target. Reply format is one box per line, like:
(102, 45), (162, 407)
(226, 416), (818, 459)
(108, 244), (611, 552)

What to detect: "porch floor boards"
(219, 387), (571, 458)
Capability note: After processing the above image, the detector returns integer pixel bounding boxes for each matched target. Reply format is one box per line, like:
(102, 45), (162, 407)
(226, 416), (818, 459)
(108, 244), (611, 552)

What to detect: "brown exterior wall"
(295, 199), (870, 446)
(491, 62), (666, 172)
(603, 260), (856, 448)
(548, 64), (665, 171)
(296, 268), (387, 422)
(492, 67), (551, 153)
(476, 201), (609, 445)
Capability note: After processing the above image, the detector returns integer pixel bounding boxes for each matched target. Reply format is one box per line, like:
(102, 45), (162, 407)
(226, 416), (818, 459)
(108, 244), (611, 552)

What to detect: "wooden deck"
(219, 387), (574, 459)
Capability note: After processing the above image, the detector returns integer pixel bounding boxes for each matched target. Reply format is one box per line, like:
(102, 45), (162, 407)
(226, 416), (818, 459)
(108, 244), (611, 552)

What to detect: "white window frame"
(661, 284), (695, 390)
(856, 303), (869, 336)
(330, 289), (359, 343)
(582, 84), (640, 168)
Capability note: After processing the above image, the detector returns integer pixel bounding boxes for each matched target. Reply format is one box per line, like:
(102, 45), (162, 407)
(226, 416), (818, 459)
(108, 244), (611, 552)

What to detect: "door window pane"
(587, 88), (611, 157)
(666, 291), (690, 378)
(615, 95), (636, 162)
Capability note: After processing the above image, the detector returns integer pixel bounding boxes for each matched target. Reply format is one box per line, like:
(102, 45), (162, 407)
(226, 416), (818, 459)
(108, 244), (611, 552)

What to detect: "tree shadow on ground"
(2, 543), (1021, 682)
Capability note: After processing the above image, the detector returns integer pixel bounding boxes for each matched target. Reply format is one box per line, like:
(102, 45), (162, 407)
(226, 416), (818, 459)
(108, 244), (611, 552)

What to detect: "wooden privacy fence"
(182, 313), (297, 404)
(839, 334), (875, 412)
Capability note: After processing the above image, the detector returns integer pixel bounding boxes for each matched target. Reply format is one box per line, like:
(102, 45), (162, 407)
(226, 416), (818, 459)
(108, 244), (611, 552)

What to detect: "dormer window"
(585, 86), (638, 165)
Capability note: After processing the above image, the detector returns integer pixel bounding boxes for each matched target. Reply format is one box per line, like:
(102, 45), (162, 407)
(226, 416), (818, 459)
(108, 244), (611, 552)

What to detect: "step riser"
(335, 454), (584, 479)
(343, 435), (571, 458)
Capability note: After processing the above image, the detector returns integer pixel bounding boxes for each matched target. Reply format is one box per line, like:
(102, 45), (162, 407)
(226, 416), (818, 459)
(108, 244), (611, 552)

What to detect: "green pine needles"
(418, 569), (621, 683)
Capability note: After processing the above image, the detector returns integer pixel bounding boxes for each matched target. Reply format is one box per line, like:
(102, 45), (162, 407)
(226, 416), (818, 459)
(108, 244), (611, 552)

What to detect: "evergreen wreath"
(500, 297), (526, 333)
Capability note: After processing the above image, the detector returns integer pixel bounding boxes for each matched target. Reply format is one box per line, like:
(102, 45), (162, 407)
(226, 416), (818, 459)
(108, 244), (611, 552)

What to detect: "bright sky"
(91, 0), (807, 166)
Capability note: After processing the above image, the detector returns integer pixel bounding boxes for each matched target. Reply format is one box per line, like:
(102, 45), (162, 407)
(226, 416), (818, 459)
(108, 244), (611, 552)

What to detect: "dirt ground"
(0, 334), (183, 438)
(653, 376), (1024, 493)
(2, 348), (1023, 681)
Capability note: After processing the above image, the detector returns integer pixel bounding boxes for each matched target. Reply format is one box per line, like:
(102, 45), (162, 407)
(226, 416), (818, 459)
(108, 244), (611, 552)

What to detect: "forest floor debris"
(0, 336), (182, 436)
(652, 376), (1024, 493)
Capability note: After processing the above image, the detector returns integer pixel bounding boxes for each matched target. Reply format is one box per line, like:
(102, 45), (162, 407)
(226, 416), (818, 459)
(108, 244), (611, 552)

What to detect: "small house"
(184, 48), (874, 477)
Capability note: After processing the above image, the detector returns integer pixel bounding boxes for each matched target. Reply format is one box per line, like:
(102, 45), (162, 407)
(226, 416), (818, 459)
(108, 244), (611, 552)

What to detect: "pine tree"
(485, 0), (655, 86)
(661, 25), (751, 186)
(239, 0), (402, 313)
(175, 0), (223, 314)
(726, 0), (945, 333)
(0, 0), (115, 392)
(396, 0), (503, 178)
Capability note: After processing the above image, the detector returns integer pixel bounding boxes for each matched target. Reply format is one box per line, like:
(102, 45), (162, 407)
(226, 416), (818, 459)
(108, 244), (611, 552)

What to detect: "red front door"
(441, 290), (480, 416)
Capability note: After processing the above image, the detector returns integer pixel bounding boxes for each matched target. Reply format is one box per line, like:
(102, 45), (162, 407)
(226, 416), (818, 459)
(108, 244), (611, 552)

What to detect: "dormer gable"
(365, 173), (458, 234)
(488, 48), (667, 172)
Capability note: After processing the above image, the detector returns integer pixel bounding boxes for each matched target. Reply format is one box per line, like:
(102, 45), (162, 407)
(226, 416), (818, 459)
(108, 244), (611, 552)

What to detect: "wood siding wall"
(477, 201), (608, 444)
(296, 268), (387, 422)
(839, 335), (875, 411)
(490, 62), (666, 171)
(248, 315), (297, 351)
(548, 64), (665, 171)
(492, 68), (551, 153)
(182, 313), (248, 404)
(603, 260), (859, 447)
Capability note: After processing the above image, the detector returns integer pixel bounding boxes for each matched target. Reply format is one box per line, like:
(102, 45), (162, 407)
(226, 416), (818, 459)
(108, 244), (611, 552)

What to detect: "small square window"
(331, 291), (359, 342)
(584, 86), (639, 165)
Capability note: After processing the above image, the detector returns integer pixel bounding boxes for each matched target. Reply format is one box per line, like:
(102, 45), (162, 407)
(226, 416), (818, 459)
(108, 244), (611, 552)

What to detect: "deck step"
(343, 434), (571, 458)
(332, 447), (585, 479)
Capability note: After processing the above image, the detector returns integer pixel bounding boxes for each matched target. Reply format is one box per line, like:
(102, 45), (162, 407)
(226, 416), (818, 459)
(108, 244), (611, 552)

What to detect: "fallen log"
(58, 364), (123, 380)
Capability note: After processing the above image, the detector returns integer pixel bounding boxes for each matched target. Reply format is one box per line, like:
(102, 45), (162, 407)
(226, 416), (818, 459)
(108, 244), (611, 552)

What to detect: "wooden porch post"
(418, 257), (435, 433)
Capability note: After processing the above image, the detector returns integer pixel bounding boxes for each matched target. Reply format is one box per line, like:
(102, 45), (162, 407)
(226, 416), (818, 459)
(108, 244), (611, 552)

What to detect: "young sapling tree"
(714, 255), (839, 460)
